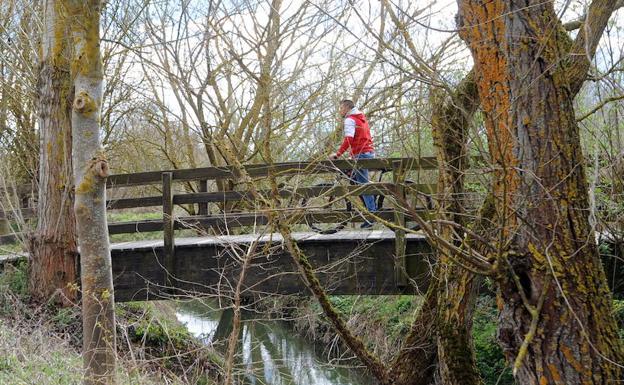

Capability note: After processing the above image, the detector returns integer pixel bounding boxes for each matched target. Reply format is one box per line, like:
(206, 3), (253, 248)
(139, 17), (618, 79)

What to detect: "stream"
(176, 300), (376, 385)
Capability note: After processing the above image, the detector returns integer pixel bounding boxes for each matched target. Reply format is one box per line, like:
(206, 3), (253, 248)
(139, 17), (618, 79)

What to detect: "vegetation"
(0, 261), (222, 385)
(285, 295), (513, 385)
(0, 0), (623, 383)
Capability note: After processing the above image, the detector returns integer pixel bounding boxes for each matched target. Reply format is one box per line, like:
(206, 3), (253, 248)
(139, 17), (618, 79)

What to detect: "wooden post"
(198, 179), (208, 216)
(392, 160), (407, 287)
(162, 172), (175, 285)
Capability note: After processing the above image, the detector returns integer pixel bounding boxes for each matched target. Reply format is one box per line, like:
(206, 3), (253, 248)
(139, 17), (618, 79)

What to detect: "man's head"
(339, 99), (355, 117)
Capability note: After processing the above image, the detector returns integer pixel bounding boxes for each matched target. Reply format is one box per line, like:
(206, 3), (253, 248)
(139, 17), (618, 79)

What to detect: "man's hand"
(329, 153), (339, 160)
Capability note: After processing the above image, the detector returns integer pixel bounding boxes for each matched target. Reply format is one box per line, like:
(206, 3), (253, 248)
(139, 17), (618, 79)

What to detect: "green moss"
(118, 301), (224, 375)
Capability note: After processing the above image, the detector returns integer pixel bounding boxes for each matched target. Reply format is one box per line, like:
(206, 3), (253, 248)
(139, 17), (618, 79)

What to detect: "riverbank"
(261, 292), (624, 385)
(256, 294), (513, 385)
(0, 261), (223, 385)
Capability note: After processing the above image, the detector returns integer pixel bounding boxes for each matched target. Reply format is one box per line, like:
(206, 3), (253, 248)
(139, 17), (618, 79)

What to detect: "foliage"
(0, 262), (222, 384)
(291, 294), (517, 384)
(472, 296), (515, 385)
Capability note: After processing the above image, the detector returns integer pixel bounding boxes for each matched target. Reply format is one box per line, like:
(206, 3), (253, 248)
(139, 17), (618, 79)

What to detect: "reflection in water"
(176, 301), (375, 385)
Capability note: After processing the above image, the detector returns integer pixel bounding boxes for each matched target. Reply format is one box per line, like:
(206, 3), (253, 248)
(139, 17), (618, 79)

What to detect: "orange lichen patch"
(68, 0), (103, 78)
(458, 0), (519, 230)
(560, 345), (584, 375)
(547, 364), (563, 384)
(76, 173), (95, 194)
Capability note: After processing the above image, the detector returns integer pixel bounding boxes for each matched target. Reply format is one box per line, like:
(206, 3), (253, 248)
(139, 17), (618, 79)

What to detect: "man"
(330, 99), (376, 228)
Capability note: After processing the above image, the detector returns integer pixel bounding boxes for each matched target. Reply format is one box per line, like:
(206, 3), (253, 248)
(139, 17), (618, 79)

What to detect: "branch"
(212, 137), (393, 384)
(576, 93), (624, 121)
(567, 0), (624, 94)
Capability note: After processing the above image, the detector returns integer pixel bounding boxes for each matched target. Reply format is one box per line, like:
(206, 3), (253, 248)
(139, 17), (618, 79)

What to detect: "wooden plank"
(111, 231), (429, 250)
(108, 219), (163, 234)
(106, 208), (428, 235)
(173, 183), (397, 204)
(0, 233), (19, 245)
(107, 158), (439, 187)
(103, 183), (435, 210)
(0, 207), (36, 220)
(0, 184), (33, 196)
(162, 172), (175, 285)
(107, 196), (162, 210)
(0, 252), (27, 265)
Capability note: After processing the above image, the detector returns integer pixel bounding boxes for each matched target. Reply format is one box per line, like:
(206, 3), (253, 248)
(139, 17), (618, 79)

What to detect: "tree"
(29, 0), (78, 304)
(0, 0), (39, 183)
(457, 0), (624, 383)
(70, 0), (116, 383)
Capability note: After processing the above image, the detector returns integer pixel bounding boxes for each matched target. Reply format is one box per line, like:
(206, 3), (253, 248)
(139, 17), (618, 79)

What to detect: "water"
(176, 301), (376, 385)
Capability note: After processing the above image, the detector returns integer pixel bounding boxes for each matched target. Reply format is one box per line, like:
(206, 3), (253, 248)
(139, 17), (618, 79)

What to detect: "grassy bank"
(264, 295), (513, 385)
(0, 261), (222, 385)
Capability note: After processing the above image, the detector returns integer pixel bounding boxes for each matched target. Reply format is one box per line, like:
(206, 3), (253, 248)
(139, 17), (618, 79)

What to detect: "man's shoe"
(360, 221), (374, 229)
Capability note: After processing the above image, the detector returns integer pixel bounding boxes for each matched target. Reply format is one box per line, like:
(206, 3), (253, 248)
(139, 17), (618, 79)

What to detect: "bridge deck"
(112, 230), (425, 251)
(111, 230), (434, 302)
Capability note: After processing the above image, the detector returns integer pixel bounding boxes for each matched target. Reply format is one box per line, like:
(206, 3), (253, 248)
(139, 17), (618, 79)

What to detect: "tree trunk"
(457, 1), (623, 383)
(29, 0), (78, 305)
(69, 1), (116, 383)
(431, 71), (483, 385)
(390, 71), (484, 385)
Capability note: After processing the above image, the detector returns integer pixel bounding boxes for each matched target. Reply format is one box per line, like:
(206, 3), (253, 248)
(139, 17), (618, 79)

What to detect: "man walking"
(330, 99), (376, 228)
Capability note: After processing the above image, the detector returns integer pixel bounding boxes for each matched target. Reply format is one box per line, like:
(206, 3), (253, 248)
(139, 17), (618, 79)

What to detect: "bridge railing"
(1, 157), (446, 285)
(0, 157), (442, 245)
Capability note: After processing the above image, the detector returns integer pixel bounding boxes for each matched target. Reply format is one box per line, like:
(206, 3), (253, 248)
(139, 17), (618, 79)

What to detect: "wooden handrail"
(106, 157), (440, 187)
(106, 208), (431, 235)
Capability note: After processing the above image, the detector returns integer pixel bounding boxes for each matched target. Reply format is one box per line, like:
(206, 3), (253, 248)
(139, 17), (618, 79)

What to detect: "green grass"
(0, 318), (180, 385)
(299, 295), (515, 385)
(328, 295), (418, 340)
(0, 260), (222, 385)
(0, 243), (25, 254)
(473, 296), (515, 385)
(107, 211), (162, 223)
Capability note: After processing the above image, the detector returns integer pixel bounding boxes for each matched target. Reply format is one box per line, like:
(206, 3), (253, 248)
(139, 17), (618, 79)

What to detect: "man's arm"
(332, 117), (356, 158)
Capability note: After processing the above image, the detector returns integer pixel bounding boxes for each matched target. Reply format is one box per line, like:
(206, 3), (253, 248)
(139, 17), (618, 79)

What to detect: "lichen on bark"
(456, 1), (624, 383)
(69, 0), (116, 384)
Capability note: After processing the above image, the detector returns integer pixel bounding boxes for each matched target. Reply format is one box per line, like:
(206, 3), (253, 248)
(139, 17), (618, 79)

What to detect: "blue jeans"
(351, 152), (377, 213)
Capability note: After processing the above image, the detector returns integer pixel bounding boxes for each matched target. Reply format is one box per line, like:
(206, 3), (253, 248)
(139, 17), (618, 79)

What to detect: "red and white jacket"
(335, 108), (374, 157)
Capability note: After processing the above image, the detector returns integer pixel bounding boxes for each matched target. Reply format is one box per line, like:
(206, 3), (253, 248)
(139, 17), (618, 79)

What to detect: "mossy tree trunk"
(457, 0), (624, 383)
(69, 1), (116, 384)
(431, 71), (483, 385)
(390, 71), (484, 385)
(29, 0), (78, 305)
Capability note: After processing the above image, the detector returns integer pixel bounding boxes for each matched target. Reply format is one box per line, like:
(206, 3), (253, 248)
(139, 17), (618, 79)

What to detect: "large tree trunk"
(457, 1), (623, 383)
(69, 1), (116, 383)
(29, 0), (78, 305)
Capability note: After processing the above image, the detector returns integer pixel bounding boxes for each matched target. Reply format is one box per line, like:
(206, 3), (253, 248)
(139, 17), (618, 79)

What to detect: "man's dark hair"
(340, 99), (355, 109)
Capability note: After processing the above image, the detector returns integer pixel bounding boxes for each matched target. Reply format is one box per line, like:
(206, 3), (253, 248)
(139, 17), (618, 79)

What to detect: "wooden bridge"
(2, 157), (623, 301)
(1, 158), (448, 301)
